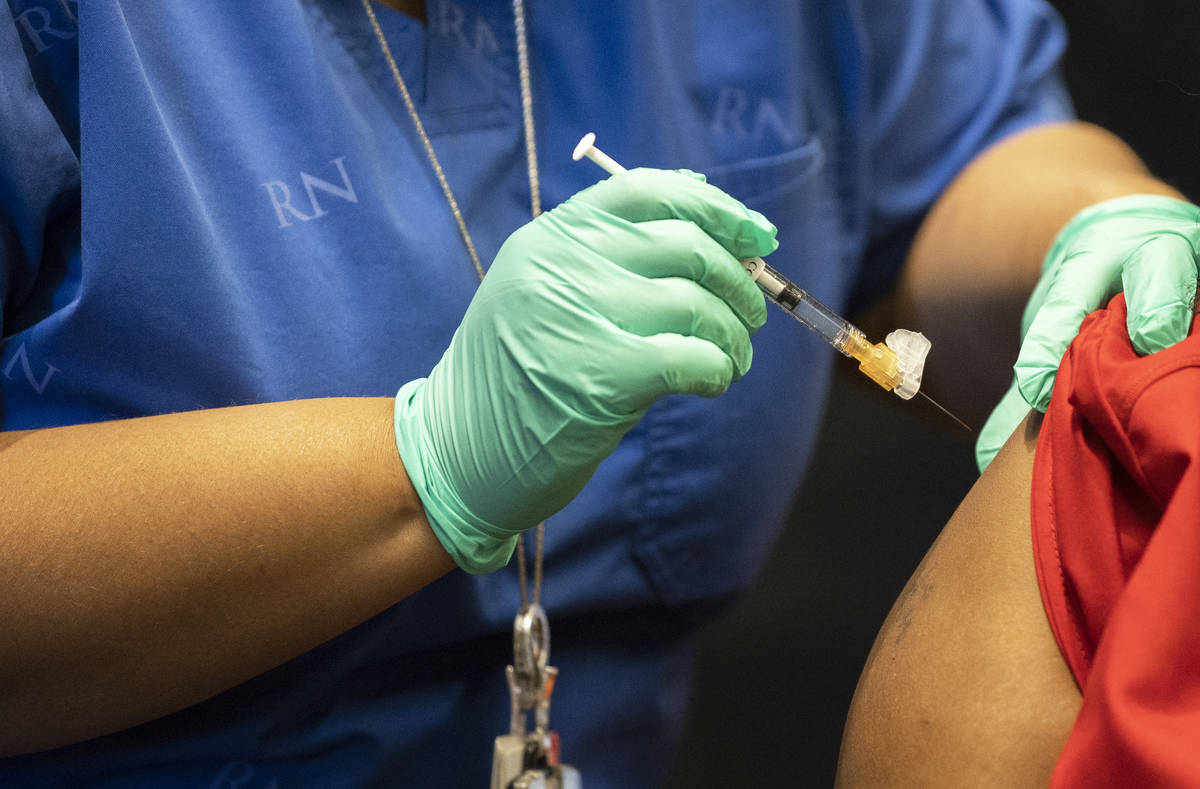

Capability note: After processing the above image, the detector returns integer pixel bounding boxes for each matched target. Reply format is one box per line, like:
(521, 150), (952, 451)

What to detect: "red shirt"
(1033, 294), (1200, 787)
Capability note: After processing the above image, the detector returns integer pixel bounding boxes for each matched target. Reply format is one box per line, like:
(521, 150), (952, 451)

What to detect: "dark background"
(665, 2), (1200, 786)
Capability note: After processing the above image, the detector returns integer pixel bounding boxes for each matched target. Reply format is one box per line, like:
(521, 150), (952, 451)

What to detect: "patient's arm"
(836, 414), (1081, 788)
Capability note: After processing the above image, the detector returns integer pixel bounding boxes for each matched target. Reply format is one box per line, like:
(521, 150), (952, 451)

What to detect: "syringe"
(572, 133), (970, 429)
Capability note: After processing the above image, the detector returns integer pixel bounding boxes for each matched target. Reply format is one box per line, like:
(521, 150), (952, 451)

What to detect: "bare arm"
(0, 397), (454, 755)
(835, 414), (1080, 787)
(888, 121), (1185, 425)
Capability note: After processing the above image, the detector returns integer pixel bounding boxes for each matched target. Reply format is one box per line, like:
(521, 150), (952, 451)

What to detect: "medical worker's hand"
(394, 168), (777, 573)
(976, 195), (1200, 471)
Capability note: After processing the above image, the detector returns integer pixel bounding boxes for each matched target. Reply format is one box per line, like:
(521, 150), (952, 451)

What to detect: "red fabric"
(1032, 293), (1200, 787)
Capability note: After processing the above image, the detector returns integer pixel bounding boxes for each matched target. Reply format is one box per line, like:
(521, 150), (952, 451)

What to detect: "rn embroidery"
(13, 0), (77, 55)
(2, 343), (58, 396)
(261, 157), (358, 229)
(710, 86), (801, 147)
(432, 0), (499, 55)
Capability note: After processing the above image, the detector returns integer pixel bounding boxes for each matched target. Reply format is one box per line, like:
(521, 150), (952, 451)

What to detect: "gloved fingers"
(1019, 195), (1179, 337)
(1121, 233), (1198, 355)
(626, 332), (737, 405)
(571, 167), (779, 260)
(602, 217), (768, 332)
(975, 381), (1034, 473)
(603, 274), (755, 378)
(1014, 251), (1120, 410)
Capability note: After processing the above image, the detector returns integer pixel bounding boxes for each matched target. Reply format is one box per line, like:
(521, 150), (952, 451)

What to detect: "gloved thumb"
(1014, 248), (1118, 411)
(1122, 233), (1198, 354)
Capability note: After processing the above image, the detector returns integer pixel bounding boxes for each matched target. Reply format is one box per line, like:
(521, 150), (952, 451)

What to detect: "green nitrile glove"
(394, 168), (778, 573)
(976, 194), (1200, 471)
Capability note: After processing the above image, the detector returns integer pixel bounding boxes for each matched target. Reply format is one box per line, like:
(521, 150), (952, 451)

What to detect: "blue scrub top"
(1, 0), (1070, 785)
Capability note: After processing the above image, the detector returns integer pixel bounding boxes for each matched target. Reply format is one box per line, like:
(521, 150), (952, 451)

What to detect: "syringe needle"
(918, 390), (972, 432)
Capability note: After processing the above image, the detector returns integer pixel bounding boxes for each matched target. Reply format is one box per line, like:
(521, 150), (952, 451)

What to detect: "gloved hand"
(394, 168), (777, 573)
(976, 194), (1200, 471)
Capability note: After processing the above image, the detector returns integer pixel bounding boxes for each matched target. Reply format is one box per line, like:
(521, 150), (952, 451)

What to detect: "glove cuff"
(393, 379), (518, 575)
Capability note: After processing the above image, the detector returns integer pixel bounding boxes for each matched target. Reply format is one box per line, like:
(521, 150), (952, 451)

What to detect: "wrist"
(392, 379), (518, 574)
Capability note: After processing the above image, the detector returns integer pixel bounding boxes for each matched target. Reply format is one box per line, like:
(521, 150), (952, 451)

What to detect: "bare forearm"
(895, 121), (1185, 424)
(0, 397), (454, 755)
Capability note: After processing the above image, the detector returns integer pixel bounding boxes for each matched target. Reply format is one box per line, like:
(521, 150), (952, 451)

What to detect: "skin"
(0, 399), (454, 755)
(0, 42), (1183, 759)
(835, 414), (1082, 787)
(376, 0), (426, 23)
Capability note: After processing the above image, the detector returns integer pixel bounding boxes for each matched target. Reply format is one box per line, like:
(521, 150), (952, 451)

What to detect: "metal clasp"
(507, 603), (555, 736)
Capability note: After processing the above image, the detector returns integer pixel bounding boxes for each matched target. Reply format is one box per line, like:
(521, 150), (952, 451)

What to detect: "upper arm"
(836, 413), (1080, 788)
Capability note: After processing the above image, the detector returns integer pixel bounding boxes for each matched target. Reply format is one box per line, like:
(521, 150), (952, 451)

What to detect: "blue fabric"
(0, 0), (1070, 785)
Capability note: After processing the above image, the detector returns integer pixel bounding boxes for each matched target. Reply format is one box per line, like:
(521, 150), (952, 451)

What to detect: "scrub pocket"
(703, 135), (826, 206)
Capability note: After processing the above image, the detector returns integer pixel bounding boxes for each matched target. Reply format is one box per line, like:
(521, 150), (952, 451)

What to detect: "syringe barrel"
(749, 260), (854, 353)
(747, 260), (908, 393)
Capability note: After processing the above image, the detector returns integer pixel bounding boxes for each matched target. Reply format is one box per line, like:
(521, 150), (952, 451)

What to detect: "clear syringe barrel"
(742, 257), (856, 355)
(743, 256), (912, 393)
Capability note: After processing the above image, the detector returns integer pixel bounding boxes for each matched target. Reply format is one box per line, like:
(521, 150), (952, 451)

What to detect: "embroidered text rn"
(710, 86), (800, 147)
(14, 0), (78, 55)
(2, 342), (58, 395)
(261, 157), (358, 229)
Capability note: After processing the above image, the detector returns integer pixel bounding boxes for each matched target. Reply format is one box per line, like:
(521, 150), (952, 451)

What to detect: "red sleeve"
(1031, 293), (1200, 787)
